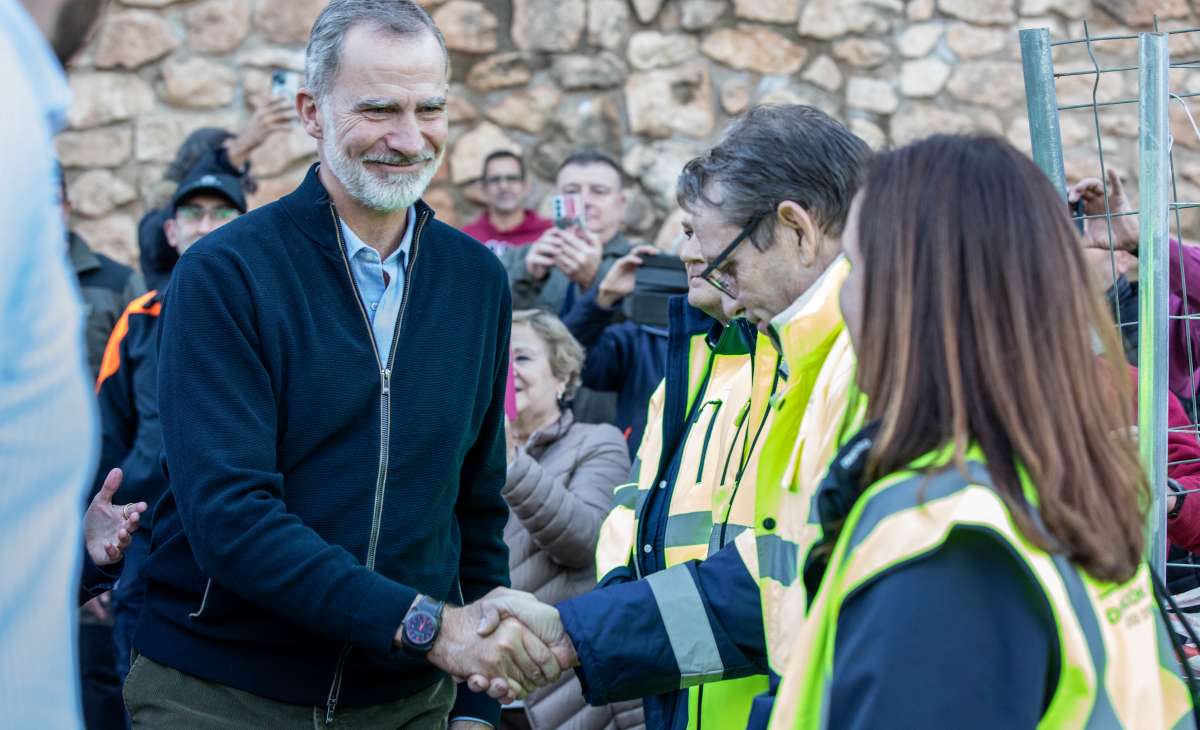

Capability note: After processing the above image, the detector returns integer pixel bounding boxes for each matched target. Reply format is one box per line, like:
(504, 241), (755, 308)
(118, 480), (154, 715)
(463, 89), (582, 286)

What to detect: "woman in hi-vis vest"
(771, 134), (1195, 729)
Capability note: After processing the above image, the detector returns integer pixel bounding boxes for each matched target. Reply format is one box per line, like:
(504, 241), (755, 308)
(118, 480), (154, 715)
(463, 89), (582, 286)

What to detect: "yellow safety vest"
(730, 257), (866, 673)
(593, 319), (766, 729)
(770, 457), (1194, 729)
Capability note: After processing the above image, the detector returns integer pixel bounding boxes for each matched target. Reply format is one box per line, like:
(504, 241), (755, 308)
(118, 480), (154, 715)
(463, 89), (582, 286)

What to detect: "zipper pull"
(382, 368), (391, 396)
(325, 697), (337, 725)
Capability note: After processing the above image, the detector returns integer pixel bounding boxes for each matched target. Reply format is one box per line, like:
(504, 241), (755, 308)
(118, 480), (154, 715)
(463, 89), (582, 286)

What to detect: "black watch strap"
(1169, 478), (1187, 520)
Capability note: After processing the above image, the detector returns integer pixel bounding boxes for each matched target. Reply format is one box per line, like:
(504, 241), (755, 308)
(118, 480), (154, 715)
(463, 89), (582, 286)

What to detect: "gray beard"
(321, 122), (442, 212)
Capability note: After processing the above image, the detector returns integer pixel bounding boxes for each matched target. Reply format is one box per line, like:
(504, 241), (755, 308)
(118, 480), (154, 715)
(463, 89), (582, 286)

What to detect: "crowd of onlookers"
(15, 0), (1200, 727)
(67, 118), (1200, 728)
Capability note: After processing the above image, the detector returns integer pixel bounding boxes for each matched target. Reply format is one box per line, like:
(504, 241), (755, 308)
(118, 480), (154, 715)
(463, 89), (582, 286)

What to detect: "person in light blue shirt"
(0, 1), (111, 727)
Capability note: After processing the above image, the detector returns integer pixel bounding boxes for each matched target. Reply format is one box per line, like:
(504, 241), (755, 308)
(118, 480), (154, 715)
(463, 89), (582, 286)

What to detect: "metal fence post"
(1021, 28), (1068, 196)
(1138, 31), (1170, 572)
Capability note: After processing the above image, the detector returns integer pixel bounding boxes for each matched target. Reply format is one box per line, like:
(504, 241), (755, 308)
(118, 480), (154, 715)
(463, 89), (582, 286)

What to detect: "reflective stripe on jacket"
(770, 457), (1194, 729)
(589, 295), (764, 730)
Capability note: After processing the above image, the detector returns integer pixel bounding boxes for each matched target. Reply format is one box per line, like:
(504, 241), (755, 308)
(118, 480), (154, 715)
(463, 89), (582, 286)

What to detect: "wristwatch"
(401, 594), (445, 655)
(1169, 478), (1187, 520)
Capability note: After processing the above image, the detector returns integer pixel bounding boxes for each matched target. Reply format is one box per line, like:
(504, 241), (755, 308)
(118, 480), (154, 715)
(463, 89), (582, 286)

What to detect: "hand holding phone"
(551, 194), (584, 230)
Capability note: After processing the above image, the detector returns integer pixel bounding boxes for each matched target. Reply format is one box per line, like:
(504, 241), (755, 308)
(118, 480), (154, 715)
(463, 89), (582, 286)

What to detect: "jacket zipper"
(693, 401), (722, 483)
(323, 205), (427, 725)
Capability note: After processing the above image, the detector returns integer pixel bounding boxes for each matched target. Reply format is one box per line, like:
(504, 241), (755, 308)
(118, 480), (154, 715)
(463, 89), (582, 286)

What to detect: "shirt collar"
(1, 0), (70, 134)
(340, 206), (416, 265)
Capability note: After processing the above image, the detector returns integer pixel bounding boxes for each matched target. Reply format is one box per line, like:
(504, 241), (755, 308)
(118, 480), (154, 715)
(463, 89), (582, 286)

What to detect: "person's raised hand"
(596, 244), (658, 309)
(467, 587), (578, 700)
(1068, 168), (1139, 253)
(526, 230), (564, 280)
(422, 599), (563, 701)
(555, 228), (604, 290)
(225, 97), (295, 169)
(84, 468), (148, 567)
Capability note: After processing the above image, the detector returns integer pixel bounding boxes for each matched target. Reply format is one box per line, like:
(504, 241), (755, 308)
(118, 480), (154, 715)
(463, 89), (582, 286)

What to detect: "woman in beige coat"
(501, 310), (644, 730)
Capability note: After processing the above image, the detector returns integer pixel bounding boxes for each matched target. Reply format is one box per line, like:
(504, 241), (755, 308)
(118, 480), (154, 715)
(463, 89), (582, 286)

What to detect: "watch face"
(406, 611), (438, 646)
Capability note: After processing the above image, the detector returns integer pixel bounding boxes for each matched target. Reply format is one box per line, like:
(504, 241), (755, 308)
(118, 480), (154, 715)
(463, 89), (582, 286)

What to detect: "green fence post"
(1138, 31), (1170, 572)
(1021, 28), (1068, 197)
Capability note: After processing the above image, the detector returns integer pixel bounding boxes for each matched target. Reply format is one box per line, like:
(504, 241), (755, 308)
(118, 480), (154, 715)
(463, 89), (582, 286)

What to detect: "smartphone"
(1069, 198), (1086, 235)
(623, 253), (688, 329)
(270, 69), (301, 101)
(551, 194), (584, 230)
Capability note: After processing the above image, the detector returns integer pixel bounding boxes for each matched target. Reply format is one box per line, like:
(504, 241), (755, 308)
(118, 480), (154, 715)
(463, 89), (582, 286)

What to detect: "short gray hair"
(676, 105), (871, 249)
(512, 309), (585, 402)
(305, 0), (447, 102)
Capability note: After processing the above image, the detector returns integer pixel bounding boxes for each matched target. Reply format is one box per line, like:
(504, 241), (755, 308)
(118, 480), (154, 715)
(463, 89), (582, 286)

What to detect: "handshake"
(416, 588), (578, 703)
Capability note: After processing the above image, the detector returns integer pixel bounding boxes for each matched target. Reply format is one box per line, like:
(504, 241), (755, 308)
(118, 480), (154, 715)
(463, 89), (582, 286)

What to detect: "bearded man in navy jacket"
(126, 2), (562, 728)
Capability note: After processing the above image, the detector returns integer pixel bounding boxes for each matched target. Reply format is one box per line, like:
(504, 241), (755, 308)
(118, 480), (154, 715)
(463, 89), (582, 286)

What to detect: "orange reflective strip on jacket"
(95, 291), (161, 392)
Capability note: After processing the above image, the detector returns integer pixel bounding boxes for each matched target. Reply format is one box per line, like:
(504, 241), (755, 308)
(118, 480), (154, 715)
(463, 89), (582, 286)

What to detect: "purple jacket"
(1169, 241), (1200, 407)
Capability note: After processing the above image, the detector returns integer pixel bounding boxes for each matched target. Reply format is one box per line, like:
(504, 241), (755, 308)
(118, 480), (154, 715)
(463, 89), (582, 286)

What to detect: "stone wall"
(59, 0), (1200, 264)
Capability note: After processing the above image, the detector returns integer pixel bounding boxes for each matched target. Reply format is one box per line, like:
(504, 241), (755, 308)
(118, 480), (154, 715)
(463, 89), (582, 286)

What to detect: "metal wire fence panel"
(1020, 22), (1200, 584)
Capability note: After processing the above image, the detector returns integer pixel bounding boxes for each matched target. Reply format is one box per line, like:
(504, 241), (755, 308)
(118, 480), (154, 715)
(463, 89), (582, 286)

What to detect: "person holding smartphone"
(505, 151), (634, 319)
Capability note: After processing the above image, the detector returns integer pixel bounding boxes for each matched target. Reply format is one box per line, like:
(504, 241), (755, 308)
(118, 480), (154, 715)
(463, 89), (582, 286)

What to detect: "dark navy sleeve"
(79, 550), (121, 606)
(828, 528), (1057, 730)
(558, 541), (766, 705)
(562, 288), (618, 349)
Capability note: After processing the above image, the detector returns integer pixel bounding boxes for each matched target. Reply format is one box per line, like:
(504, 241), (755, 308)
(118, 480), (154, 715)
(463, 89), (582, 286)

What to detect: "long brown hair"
(854, 134), (1146, 582)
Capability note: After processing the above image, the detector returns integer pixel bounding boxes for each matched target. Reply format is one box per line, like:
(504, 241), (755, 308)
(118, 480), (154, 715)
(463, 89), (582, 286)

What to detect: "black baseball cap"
(171, 171), (247, 214)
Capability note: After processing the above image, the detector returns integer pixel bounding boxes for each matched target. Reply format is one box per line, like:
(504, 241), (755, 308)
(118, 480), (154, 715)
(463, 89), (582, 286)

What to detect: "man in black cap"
(93, 169), (247, 689)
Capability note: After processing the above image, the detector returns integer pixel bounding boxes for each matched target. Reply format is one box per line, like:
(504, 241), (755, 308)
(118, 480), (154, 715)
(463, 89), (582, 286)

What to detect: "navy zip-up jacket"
(561, 288), (668, 453)
(134, 165), (511, 724)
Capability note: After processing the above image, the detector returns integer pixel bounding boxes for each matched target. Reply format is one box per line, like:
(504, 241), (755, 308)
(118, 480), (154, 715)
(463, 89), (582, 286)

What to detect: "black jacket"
(134, 165), (512, 724)
(92, 289), (168, 525)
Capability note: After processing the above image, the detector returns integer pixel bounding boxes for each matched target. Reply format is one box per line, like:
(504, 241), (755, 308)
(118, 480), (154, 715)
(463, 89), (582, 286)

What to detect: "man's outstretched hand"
(413, 593), (565, 702)
(84, 468), (148, 566)
(466, 588), (579, 702)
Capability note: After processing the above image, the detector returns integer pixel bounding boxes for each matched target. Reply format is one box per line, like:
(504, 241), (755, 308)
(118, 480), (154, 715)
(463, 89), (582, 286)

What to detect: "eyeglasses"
(699, 213), (766, 299)
(176, 205), (239, 223)
(484, 174), (524, 186)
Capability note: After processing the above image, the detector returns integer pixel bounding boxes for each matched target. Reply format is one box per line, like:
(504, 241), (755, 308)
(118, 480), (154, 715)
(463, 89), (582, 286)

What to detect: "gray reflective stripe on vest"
(664, 511), (714, 549)
(845, 461), (993, 553)
(709, 523), (749, 556)
(645, 565), (726, 687)
(611, 483), (641, 510)
(757, 534), (799, 585)
(1049, 555), (1122, 729)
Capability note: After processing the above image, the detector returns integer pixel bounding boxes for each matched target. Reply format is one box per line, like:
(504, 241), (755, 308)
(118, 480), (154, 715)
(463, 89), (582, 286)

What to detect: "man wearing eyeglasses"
(463, 150), (551, 256)
(463, 105), (875, 730)
(93, 168), (246, 692)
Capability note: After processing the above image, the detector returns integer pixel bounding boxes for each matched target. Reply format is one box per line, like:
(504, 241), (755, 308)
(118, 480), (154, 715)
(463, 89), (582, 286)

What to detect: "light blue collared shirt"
(339, 207), (416, 365)
(0, 1), (97, 727)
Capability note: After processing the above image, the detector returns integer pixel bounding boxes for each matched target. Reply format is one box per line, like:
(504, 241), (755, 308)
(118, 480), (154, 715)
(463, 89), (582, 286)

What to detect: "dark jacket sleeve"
(158, 251), (418, 657)
(563, 288), (619, 349)
(79, 550), (121, 606)
(558, 541), (767, 705)
(448, 285), (513, 726)
(93, 314), (139, 497)
(826, 528), (1056, 730)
